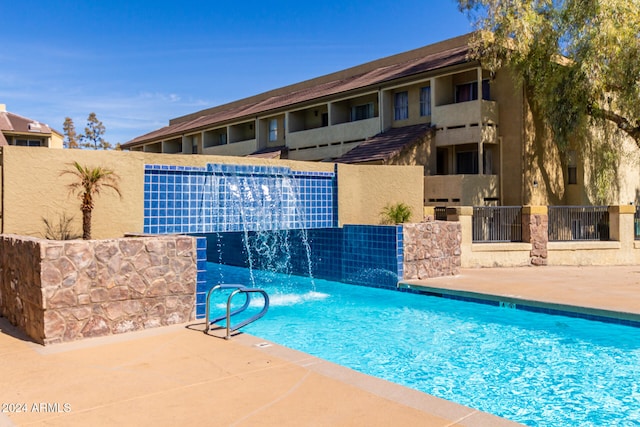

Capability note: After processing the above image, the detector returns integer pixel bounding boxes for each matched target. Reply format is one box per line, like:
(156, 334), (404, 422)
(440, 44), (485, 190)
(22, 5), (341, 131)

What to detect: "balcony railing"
(472, 206), (522, 242)
(548, 206), (609, 241)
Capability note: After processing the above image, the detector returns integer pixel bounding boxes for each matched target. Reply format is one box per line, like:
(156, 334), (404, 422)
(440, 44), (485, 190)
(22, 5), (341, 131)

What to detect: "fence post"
(608, 205), (635, 244)
(447, 206), (473, 267)
(423, 206), (435, 222)
(522, 206), (548, 266)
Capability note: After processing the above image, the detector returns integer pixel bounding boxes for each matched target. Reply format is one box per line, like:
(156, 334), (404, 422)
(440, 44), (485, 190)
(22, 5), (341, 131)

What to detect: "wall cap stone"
(522, 206), (548, 215)
(609, 205), (636, 214)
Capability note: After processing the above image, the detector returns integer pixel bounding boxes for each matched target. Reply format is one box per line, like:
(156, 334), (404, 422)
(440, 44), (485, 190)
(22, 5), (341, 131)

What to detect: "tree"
(61, 162), (121, 240)
(80, 112), (112, 150)
(62, 117), (79, 149)
(458, 0), (640, 150)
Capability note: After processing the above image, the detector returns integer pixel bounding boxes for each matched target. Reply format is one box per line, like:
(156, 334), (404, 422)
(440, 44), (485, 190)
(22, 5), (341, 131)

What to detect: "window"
(567, 150), (577, 185)
(456, 82), (477, 103)
(394, 91), (408, 120)
(456, 150), (478, 174)
(14, 139), (42, 147)
(420, 87), (431, 117)
(219, 133), (227, 145)
(482, 79), (491, 100)
(436, 147), (449, 175)
(455, 79), (490, 103)
(350, 103), (373, 121)
(268, 119), (278, 142)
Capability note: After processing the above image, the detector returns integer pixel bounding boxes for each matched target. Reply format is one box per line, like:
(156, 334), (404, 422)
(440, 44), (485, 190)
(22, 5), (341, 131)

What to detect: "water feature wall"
(144, 163), (405, 319)
(143, 163), (337, 234)
(194, 225), (404, 317)
(198, 225), (403, 284)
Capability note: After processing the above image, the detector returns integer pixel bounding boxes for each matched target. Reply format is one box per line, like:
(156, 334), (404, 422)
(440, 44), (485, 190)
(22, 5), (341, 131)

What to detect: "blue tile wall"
(194, 236), (208, 317)
(194, 225), (404, 318)
(144, 163), (337, 235)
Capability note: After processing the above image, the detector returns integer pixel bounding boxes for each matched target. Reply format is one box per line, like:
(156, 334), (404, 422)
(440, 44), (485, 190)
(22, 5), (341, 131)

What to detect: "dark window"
(351, 103), (373, 121)
(567, 150), (577, 184)
(436, 147), (449, 175)
(456, 150), (479, 174)
(14, 139), (42, 147)
(482, 79), (491, 100)
(456, 82), (477, 103)
(456, 79), (490, 103)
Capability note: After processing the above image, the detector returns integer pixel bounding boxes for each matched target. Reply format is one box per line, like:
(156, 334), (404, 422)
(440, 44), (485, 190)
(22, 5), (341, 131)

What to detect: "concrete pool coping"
(2, 265), (639, 426)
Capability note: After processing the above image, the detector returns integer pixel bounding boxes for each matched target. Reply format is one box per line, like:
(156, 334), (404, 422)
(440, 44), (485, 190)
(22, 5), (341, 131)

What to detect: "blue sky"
(1, 1), (472, 145)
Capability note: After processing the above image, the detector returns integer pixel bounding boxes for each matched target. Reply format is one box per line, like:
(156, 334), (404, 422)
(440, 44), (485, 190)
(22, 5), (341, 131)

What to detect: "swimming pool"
(205, 263), (640, 427)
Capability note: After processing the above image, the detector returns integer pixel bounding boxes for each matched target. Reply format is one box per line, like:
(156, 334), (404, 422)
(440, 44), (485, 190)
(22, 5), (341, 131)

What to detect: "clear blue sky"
(1, 1), (472, 145)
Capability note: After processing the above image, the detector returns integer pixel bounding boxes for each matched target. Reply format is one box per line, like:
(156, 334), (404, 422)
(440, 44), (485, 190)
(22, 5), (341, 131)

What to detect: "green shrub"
(380, 202), (413, 224)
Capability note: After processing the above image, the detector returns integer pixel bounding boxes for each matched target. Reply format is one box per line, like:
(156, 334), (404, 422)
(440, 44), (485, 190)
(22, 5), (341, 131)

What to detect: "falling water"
(217, 167), (316, 289)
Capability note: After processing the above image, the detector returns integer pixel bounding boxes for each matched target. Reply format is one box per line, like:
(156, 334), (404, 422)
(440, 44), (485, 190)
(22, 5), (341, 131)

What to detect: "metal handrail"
(204, 284), (270, 339)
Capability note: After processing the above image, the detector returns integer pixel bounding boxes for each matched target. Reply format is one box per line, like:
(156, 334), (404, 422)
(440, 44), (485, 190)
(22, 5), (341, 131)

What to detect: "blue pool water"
(205, 263), (640, 426)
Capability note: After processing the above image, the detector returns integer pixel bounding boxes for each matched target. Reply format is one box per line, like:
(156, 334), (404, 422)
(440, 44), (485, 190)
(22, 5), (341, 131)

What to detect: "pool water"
(205, 263), (640, 427)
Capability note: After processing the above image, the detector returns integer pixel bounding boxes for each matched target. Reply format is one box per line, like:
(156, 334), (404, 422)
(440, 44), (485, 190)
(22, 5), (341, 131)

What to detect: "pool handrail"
(204, 284), (270, 339)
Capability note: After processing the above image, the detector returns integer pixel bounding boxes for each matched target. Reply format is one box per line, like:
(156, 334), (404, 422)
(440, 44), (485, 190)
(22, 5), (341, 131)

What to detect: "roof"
(0, 109), (57, 146)
(246, 145), (288, 159)
(124, 34), (473, 147)
(335, 124), (433, 164)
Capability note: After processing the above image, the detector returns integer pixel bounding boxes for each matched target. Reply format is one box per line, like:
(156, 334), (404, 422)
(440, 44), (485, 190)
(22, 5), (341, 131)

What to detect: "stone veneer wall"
(0, 234), (196, 345)
(402, 221), (461, 279)
(523, 212), (548, 266)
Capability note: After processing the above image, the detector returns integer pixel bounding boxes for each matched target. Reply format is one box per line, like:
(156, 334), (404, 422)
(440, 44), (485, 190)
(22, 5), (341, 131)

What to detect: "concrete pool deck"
(1, 265), (639, 426)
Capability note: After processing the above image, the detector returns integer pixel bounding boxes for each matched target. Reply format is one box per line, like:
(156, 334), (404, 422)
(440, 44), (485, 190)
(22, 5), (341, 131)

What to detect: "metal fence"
(472, 206), (522, 242)
(635, 207), (640, 240)
(548, 206), (609, 241)
(434, 206), (448, 221)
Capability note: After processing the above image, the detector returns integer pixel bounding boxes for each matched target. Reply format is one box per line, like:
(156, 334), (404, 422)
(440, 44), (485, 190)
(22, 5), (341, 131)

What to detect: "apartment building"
(0, 104), (63, 148)
(123, 34), (640, 207)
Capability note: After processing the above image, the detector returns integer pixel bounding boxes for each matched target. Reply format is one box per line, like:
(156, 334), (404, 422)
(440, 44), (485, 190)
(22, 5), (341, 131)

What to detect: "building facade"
(0, 104), (63, 148)
(123, 34), (640, 207)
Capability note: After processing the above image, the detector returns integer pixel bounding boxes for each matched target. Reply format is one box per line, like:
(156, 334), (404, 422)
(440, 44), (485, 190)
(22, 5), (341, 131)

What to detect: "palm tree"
(61, 161), (121, 240)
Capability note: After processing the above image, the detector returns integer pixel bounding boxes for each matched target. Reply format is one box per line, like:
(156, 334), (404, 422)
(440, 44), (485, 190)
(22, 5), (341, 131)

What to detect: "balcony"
(202, 139), (258, 156)
(424, 174), (499, 206)
(432, 100), (499, 146)
(287, 117), (380, 149)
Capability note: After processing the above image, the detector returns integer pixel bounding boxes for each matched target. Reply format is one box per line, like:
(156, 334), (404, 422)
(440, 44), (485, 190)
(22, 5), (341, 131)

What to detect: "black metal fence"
(472, 206), (522, 242)
(548, 206), (609, 241)
(434, 206), (448, 221)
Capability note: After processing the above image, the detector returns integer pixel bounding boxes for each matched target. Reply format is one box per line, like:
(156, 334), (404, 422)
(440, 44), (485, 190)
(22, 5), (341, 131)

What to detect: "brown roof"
(0, 110), (56, 146)
(335, 124), (433, 164)
(124, 34), (473, 147)
(246, 145), (288, 159)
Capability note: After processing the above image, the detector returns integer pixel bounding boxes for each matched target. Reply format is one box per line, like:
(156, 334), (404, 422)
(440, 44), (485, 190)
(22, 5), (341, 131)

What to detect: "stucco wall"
(336, 163), (424, 226)
(0, 146), (423, 239)
(0, 234), (197, 345)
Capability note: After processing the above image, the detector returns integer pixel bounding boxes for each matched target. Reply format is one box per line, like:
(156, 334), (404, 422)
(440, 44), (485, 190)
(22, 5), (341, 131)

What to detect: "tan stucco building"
(123, 34), (640, 207)
(0, 104), (63, 149)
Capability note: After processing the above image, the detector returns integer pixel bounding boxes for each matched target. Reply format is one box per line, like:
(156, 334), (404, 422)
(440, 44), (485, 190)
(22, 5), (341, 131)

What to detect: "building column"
(609, 205), (636, 246)
(522, 206), (548, 266)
